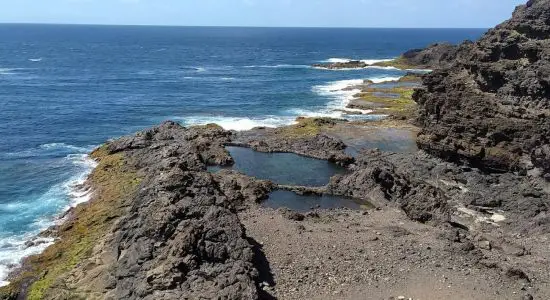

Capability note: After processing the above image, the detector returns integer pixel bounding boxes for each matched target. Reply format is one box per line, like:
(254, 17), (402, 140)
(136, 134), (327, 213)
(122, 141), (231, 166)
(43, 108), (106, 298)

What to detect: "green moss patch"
(371, 56), (419, 70)
(276, 117), (343, 138)
(351, 86), (418, 118)
(397, 73), (423, 83)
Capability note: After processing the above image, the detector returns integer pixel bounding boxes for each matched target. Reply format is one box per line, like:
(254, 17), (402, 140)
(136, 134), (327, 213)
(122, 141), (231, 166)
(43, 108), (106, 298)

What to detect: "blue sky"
(0, 0), (527, 28)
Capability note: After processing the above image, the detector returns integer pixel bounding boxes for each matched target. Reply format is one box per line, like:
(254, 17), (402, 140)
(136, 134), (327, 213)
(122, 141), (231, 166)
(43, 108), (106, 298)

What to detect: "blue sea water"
(0, 24), (485, 283)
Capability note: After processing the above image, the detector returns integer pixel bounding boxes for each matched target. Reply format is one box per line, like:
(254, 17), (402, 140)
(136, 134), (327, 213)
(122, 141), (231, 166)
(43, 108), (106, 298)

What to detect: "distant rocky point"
(312, 60), (369, 70)
(313, 43), (461, 70)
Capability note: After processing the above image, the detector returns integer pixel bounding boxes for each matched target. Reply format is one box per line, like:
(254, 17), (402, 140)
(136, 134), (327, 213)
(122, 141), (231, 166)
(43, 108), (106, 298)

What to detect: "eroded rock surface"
(399, 42), (459, 69)
(328, 149), (549, 233)
(415, 0), (550, 177)
(99, 122), (264, 299)
(8, 122), (269, 300)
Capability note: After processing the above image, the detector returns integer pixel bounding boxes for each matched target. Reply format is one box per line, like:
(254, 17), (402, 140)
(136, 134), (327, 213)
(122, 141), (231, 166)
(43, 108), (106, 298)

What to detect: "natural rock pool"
(208, 146), (347, 186)
(264, 190), (368, 212)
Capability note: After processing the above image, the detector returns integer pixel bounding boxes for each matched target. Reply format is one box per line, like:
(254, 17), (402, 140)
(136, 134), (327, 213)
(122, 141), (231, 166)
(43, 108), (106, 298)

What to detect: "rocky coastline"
(2, 1), (550, 299)
(312, 43), (460, 71)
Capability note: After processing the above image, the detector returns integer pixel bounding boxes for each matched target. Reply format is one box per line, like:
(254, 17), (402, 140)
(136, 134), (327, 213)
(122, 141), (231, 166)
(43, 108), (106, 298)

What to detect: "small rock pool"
(208, 146), (347, 186)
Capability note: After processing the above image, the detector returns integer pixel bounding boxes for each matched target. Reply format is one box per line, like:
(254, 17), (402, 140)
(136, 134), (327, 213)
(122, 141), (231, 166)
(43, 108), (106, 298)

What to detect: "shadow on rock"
(247, 237), (277, 300)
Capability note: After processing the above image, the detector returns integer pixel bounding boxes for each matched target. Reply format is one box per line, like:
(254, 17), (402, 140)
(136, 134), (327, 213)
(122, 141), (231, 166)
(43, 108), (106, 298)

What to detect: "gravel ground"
(240, 206), (538, 300)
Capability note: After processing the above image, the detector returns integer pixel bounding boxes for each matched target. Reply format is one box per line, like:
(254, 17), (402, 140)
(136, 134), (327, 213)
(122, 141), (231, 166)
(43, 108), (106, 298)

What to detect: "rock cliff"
(415, 0), (550, 177)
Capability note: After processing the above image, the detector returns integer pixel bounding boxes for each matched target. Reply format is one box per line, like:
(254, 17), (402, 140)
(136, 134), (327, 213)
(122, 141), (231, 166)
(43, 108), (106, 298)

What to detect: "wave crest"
(176, 116), (297, 131)
(243, 64), (310, 69)
(0, 152), (97, 286)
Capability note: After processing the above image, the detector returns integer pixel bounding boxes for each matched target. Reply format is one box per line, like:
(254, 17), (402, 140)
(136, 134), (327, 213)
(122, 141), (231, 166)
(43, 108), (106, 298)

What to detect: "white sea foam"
(64, 154), (97, 208)
(39, 143), (93, 153)
(178, 116), (297, 131)
(315, 58), (397, 71)
(322, 58), (353, 63)
(342, 108), (374, 115)
(287, 108), (345, 119)
(320, 58), (395, 66)
(0, 236), (55, 287)
(0, 68), (16, 75)
(182, 76), (242, 82)
(243, 64), (310, 69)
(311, 79), (363, 116)
(28, 58), (42, 62)
(6, 143), (95, 159)
(365, 65), (400, 71)
(309, 75), (404, 119)
(312, 66), (361, 71)
(0, 149), (97, 286)
(360, 58), (394, 65)
(169, 75), (402, 142)
(405, 68), (433, 73)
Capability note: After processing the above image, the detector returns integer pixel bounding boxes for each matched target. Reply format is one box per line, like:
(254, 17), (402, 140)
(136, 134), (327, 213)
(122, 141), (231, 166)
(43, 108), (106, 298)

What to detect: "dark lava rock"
(327, 150), (452, 223)
(327, 149), (549, 232)
(415, 0), (550, 177)
(52, 122), (264, 300)
(214, 169), (274, 206)
(401, 42), (460, 69)
(312, 60), (367, 70)
(278, 208), (306, 221)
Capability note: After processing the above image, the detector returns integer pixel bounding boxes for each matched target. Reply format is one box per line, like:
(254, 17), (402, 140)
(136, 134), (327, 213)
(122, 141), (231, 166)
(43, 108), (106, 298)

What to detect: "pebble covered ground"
(240, 207), (535, 300)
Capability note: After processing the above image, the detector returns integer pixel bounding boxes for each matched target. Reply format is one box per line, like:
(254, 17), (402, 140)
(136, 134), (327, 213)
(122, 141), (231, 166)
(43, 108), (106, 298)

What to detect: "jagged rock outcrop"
(327, 149), (549, 233)
(400, 42), (460, 69)
(87, 122), (264, 299)
(415, 0), (550, 178)
(1, 122), (270, 300)
(328, 150), (451, 223)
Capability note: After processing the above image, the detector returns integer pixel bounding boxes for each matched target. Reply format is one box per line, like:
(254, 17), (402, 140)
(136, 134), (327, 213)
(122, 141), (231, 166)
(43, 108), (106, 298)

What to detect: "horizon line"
(0, 22), (489, 30)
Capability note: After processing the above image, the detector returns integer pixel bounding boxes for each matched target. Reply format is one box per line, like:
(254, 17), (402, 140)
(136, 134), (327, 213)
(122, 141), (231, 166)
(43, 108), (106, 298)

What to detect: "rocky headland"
(415, 0), (550, 177)
(313, 43), (460, 71)
(372, 43), (460, 70)
(2, 1), (550, 299)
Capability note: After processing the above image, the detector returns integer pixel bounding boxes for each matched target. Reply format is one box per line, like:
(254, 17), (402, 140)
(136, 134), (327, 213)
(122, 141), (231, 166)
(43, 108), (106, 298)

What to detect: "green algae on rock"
(370, 56), (419, 70)
(277, 117), (344, 138)
(348, 85), (418, 119)
(0, 148), (142, 300)
(0, 122), (266, 300)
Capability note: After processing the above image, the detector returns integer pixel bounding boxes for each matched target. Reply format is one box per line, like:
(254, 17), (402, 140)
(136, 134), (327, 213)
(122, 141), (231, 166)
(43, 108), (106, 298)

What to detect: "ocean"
(0, 24), (485, 284)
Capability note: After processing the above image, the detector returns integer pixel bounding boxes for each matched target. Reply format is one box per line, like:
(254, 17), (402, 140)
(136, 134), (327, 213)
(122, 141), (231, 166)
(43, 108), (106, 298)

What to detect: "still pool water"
(209, 146), (347, 186)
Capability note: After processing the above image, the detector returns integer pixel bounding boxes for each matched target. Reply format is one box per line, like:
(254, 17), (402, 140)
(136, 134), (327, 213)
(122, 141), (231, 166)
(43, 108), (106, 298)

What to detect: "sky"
(0, 0), (527, 28)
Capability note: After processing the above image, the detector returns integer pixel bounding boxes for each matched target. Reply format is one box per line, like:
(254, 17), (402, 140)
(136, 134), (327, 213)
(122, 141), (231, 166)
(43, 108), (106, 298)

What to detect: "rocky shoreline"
(2, 117), (548, 299)
(312, 43), (459, 71)
(2, 1), (550, 299)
